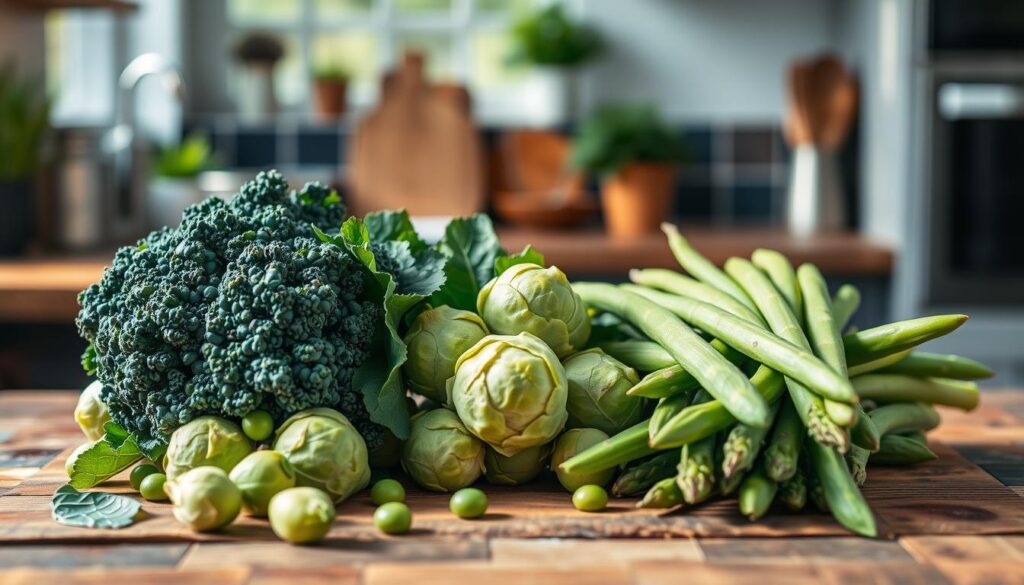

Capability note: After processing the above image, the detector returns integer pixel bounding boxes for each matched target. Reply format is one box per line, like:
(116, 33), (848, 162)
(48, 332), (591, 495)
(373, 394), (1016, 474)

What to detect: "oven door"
(929, 81), (1024, 305)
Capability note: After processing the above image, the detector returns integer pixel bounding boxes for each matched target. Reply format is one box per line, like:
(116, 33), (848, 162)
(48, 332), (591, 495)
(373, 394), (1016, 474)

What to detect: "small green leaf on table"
(51, 484), (142, 529)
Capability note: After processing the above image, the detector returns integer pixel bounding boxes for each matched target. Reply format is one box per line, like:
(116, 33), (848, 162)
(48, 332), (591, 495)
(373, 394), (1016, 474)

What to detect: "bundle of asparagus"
(564, 224), (989, 536)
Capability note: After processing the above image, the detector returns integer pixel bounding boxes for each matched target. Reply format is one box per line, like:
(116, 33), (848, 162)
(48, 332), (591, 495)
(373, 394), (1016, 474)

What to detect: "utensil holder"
(786, 145), (845, 237)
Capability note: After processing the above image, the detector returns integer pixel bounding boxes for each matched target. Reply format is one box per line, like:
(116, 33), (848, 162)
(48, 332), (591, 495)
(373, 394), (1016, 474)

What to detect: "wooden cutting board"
(348, 52), (484, 217)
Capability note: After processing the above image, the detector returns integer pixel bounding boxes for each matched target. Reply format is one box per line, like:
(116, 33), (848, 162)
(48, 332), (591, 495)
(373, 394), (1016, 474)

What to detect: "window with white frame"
(226, 0), (545, 124)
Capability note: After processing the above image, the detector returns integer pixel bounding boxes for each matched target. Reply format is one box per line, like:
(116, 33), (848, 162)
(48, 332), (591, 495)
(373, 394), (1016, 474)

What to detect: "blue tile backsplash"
(184, 118), (808, 225)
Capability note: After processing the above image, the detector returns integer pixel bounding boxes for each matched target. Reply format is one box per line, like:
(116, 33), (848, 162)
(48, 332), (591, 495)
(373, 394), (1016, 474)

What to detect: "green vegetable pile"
(57, 170), (990, 539)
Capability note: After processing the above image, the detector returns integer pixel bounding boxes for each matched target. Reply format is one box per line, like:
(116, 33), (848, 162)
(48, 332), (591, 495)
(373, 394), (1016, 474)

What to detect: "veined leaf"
(496, 244), (545, 275)
(431, 215), (505, 311)
(51, 484), (141, 529)
(69, 433), (142, 489)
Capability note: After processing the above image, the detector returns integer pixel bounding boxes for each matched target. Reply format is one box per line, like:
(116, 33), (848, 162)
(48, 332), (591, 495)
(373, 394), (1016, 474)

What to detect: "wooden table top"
(0, 389), (1021, 584)
(0, 227), (893, 323)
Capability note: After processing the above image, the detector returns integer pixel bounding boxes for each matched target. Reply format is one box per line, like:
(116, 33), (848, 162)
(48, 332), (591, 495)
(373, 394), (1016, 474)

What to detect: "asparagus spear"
(763, 398), (803, 482)
(637, 476), (684, 509)
(721, 259), (850, 451)
(779, 466), (808, 511)
(807, 439), (876, 536)
(650, 393), (694, 440)
(629, 268), (765, 326)
(598, 341), (677, 372)
(677, 434), (718, 504)
(872, 434), (938, 465)
(853, 375), (980, 411)
(831, 284), (861, 331)
(577, 283), (771, 428)
(628, 365), (698, 399)
(876, 351), (994, 380)
(844, 315), (969, 366)
(868, 402), (942, 436)
(612, 451), (681, 497)
(661, 223), (758, 313)
(623, 285), (856, 405)
(752, 249), (803, 327)
(722, 400), (781, 479)
(650, 365), (785, 448)
(738, 467), (778, 521)
(558, 419), (654, 474)
(846, 444), (870, 487)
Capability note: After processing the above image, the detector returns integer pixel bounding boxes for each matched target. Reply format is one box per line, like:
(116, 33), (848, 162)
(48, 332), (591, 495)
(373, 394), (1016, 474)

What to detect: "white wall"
(578, 0), (842, 123)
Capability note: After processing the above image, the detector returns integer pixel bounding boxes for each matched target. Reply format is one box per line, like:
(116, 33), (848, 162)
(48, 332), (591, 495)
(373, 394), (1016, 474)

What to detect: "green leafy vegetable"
(69, 434), (142, 489)
(431, 215), (505, 311)
(51, 484), (142, 529)
(495, 245), (545, 276)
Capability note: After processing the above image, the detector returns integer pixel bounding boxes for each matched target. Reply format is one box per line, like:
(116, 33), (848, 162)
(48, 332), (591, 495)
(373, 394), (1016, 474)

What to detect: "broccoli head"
(77, 170), (384, 448)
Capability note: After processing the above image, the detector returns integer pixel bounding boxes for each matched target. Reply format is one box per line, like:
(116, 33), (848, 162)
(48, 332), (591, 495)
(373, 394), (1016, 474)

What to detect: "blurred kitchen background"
(0, 0), (1021, 389)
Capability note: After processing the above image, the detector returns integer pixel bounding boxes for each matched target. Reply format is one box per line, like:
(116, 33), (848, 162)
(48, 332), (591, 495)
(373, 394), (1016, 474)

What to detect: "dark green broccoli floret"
(77, 170), (384, 447)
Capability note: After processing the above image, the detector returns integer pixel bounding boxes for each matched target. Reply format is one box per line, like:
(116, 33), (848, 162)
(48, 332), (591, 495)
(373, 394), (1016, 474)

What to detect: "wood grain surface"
(0, 390), (1021, 584)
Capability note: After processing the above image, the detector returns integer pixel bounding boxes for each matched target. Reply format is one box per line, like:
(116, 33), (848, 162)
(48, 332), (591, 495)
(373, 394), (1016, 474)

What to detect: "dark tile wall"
(183, 118), (855, 226)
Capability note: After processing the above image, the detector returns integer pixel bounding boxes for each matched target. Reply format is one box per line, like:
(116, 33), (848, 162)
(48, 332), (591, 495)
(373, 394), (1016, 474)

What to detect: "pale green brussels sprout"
(164, 416), (253, 480)
(550, 428), (614, 492)
(563, 349), (644, 435)
(74, 380), (110, 441)
(166, 466), (242, 532)
(401, 409), (485, 492)
(477, 263), (590, 357)
(449, 332), (568, 456)
(403, 306), (489, 403)
(273, 408), (370, 503)
(269, 487), (335, 544)
(65, 440), (99, 477)
(484, 444), (551, 486)
(229, 450), (297, 516)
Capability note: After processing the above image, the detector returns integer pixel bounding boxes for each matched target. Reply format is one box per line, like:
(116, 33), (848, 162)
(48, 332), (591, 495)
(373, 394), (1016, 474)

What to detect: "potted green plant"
(0, 66), (49, 255)
(508, 4), (602, 125)
(232, 33), (285, 121)
(312, 65), (350, 120)
(148, 133), (214, 229)
(571, 104), (683, 238)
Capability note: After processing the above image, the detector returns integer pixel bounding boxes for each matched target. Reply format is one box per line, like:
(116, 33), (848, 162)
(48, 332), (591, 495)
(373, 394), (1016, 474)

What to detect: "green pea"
(140, 472), (169, 501)
(373, 502), (412, 535)
(130, 463), (160, 491)
(449, 488), (488, 519)
(371, 479), (406, 505)
(572, 484), (608, 512)
(241, 410), (274, 442)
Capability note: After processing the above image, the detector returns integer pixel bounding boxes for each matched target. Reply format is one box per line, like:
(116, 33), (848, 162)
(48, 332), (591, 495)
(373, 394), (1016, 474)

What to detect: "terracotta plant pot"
(600, 162), (677, 238)
(314, 79), (348, 120)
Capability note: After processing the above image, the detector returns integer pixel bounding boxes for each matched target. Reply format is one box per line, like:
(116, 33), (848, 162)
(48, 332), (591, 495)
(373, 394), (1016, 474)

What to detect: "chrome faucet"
(105, 53), (185, 239)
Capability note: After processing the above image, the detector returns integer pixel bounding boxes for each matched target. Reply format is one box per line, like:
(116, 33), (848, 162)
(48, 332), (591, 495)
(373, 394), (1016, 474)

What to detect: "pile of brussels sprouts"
(398, 262), (639, 509)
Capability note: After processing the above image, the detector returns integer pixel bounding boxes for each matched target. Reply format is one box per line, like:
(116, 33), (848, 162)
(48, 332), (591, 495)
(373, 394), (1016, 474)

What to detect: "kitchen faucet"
(104, 53), (185, 239)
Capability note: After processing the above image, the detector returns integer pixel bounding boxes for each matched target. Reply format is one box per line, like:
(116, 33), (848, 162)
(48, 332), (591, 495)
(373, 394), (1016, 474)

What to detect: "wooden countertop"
(0, 227), (893, 323)
(0, 390), (1021, 584)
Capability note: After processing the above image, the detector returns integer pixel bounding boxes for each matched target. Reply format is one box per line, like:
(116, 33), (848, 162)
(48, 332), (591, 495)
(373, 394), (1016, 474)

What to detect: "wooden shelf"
(0, 227), (892, 324)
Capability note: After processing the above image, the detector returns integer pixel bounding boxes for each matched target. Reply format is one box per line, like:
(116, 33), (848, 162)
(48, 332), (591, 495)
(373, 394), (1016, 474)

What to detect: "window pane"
(471, 30), (529, 88)
(314, 0), (373, 19)
(312, 32), (379, 84)
(394, 0), (451, 14)
(395, 33), (454, 80)
(476, 0), (534, 15)
(228, 0), (300, 23)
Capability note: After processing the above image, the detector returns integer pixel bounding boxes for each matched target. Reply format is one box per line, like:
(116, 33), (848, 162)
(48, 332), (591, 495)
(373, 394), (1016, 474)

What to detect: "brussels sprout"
(229, 450), (297, 516)
(74, 381), (110, 441)
(477, 263), (590, 357)
(563, 349), (644, 435)
(550, 428), (615, 492)
(166, 466), (242, 532)
(401, 409), (485, 492)
(268, 487), (335, 544)
(273, 408), (370, 503)
(449, 332), (568, 456)
(65, 440), (98, 477)
(164, 416), (253, 480)
(403, 306), (489, 403)
(483, 444), (551, 486)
